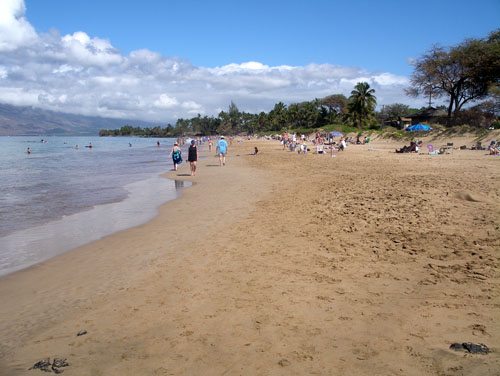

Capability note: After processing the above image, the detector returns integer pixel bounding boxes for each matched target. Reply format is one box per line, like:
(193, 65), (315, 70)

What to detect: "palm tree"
(348, 82), (377, 128)
(269, 102), (288, 131)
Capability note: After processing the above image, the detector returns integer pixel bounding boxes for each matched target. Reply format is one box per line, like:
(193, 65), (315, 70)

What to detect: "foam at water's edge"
(0, 175), (191, 277)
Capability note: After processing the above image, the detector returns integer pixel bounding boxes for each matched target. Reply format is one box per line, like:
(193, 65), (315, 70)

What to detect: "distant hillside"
(0, 103), (159, 136)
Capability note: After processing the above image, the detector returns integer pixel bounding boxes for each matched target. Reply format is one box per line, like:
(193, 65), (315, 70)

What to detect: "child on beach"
(300, 143), (308, 154)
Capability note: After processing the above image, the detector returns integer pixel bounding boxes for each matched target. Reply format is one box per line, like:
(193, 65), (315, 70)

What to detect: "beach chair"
(441, 142), (453, 154)
(427, 144), (439, 155)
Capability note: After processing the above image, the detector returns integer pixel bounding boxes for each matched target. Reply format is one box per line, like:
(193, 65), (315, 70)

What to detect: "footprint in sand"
(470, 324), (490, 336)
(180, 330), (194, 337)
(454, 191), (481, 203)
(306, 327), (322, 336)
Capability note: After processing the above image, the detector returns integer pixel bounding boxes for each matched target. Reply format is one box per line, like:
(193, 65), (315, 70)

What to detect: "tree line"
(100, 29), (499, 137)
(99, 90), (380, 137)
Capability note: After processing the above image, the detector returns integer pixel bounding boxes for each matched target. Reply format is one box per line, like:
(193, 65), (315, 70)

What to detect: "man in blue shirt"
(217, 136), (228, 166)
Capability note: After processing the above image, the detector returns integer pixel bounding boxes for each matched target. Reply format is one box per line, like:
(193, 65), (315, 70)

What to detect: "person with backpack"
(171, 142), (182, 171)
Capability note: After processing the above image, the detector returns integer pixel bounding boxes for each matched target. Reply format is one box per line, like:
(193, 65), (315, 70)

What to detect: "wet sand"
(0, 134), (499, 375)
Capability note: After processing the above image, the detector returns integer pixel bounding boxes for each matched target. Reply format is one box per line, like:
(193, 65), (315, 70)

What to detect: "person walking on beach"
(217, 136), (228, 166)
(339, 137), (347, 151)
(171, 142), (182, 171)
(188, 139), (198, 176)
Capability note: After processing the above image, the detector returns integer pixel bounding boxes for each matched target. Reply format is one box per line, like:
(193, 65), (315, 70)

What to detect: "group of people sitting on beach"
(395, 140), (422, 153)
(279, 132), (353, 157)
(355, 134), (370, 144)
(394, 139), (499, 155)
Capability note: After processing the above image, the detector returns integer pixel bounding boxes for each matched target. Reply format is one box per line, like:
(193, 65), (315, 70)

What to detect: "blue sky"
(0, 0), (497, 121)
(26, 0), (499, 75)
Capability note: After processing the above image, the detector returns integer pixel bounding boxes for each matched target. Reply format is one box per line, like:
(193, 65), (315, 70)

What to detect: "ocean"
(0, 136), (190, 276)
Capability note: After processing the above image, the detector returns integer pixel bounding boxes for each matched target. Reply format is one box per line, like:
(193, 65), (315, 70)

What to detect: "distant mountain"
(0, 103), (160, 136)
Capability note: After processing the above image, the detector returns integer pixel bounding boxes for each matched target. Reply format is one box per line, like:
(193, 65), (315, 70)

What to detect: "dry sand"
(0, 134), (499, 375)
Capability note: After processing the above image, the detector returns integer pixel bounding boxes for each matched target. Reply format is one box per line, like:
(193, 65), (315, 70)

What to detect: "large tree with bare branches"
(406, 30), (500, 119)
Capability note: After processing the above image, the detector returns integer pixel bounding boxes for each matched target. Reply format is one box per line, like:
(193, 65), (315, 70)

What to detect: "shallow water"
(0, 136), (189, 276)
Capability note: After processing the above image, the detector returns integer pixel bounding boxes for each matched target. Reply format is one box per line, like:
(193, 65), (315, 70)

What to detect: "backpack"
(172, 150), (182, 163)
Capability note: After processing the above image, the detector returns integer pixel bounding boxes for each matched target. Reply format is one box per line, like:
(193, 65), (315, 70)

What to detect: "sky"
(0, 0), (498, 122)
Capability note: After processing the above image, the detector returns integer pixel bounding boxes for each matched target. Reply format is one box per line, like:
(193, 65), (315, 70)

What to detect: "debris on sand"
(76, 329), (87, 336)
(450, 342), (490, 354)
(29, 358), (51, 372)
(29, 358), (70, 373)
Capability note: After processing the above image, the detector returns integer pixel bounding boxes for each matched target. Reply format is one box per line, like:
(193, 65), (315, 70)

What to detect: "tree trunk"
(453, 96), (461, 117)
(447, 99), (454, 118)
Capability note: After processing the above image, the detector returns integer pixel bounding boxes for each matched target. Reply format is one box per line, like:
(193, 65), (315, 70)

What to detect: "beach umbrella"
(406, 123), (432, 132)
(330, 131), (344, 137)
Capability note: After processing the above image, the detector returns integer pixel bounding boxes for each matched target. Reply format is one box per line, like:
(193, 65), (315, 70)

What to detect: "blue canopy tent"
(406, 123), (432, 132)
(330, 131), (344, 137)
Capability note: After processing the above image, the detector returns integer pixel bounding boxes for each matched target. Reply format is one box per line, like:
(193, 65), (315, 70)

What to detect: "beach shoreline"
(1, 136), (499, 375)
(0, 173), (189, 278)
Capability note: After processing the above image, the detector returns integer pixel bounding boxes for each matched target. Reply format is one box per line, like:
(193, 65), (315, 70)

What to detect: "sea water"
(0, 136), (189, 276)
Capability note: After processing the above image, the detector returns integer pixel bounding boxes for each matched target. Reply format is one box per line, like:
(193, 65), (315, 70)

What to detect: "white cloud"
(154, 94), (179, 109)
(372, 73), (409, 86)
(181, 100), (203, 113)
(38, 93), (68, 105)
(93, 76), (116, 85)
(208, 61), (295, 76)
(52, 64), (82, 74)
(0, 0), (37, 51)
(0, 66), (8, 79)
(0, 87), (40, 106)
(129, 49), (162, 63)
(0, 1), (418, 121)
(61, 31), (123, 66)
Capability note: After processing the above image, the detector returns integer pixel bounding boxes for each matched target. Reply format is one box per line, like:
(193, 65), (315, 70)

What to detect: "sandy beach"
(1, 134), (499, 375)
